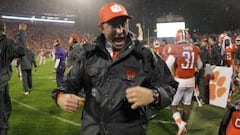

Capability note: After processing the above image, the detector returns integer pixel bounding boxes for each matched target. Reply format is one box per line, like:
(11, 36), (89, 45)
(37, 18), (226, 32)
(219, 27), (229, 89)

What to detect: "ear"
(98, 24), (104, 33)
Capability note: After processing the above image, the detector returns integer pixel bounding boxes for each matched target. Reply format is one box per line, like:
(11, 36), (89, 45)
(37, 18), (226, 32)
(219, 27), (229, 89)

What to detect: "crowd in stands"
(5, 22), (94, 57)
(4, 20), (240, 63)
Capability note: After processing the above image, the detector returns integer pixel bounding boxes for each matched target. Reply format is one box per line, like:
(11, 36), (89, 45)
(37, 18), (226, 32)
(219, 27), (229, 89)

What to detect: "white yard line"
(151, 119), (175, 124)
(165, 106), (183, 110)
(11, 98), (81, 127)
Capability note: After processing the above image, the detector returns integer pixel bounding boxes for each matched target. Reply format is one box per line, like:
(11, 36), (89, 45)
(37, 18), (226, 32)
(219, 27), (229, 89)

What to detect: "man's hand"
(126, 86), (154, 110)
(57, 94), (85, 112)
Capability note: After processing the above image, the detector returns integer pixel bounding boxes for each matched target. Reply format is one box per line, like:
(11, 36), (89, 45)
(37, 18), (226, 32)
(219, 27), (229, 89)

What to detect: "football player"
(166, 29), (203, 135)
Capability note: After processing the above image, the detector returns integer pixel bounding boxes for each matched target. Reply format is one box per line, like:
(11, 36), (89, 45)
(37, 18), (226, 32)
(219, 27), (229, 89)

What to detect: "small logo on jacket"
(125, 69), (136, 80)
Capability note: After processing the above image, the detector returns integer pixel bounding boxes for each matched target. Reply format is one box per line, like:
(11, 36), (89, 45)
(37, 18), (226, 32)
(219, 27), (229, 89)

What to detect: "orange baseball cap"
(98, 2), (132, 25)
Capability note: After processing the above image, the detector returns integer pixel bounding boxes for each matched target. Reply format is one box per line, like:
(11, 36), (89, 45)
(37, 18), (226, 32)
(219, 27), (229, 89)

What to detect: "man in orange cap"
(52, 2), (177, 135)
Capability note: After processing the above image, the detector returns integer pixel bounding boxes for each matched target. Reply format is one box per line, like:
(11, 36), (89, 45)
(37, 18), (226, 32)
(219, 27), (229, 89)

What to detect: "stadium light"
(1, 15), (75, 24)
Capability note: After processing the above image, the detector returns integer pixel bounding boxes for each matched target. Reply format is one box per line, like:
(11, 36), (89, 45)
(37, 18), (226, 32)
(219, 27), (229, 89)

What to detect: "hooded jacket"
(52, 33), (178, 135)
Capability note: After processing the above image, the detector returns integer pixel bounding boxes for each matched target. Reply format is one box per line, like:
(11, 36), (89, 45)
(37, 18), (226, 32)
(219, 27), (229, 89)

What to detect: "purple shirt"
(55, 45), (66, 63)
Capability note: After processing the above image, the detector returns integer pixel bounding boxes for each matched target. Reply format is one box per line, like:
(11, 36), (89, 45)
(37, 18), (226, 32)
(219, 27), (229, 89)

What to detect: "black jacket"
(52, 33), (178, 135)
(19, 48), (37, 70)
(211, 44), (223, 66)
(197, 46), (211, 78)
(234, 46), (240, 64)
(0, 31), (25, 87)
(67, 43), (82, 67)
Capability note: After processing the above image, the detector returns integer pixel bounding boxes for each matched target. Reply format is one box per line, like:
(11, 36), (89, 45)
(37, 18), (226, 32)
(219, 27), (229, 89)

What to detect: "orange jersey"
(160, 45), (173, 61)
(226, 111), (240, 135)
(169, 44), (200, 78)
(153, 45), (169, 60)
(224, 45), (236, 66)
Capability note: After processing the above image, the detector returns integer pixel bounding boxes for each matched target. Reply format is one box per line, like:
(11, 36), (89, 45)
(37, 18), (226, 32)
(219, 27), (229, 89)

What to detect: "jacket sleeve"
(52, 48), (86, 101)
(7, 37), (25, 60)
(15, 30), (26, 46)
(11, 30), (26, 59)
(146, 49), (178, 109)
(67, 45), (83, 68)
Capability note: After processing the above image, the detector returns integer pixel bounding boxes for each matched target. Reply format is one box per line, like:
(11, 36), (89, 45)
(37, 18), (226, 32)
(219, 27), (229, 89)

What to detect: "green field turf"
(7, 58), (235, 135)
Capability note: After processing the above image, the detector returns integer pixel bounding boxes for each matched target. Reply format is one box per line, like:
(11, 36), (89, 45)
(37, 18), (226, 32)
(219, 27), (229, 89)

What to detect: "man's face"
(101, 16), (129, 50)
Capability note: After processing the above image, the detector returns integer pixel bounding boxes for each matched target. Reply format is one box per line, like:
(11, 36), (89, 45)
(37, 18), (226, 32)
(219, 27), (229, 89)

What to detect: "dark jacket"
(19, 48), (37, 70)
(234, 46), (240, 65)
(52, 33), (178, 135)
(198, 46), (211, 77)
(0, 31), (25, 87)
(67, 43), (82, 67)
(211, 44), (223, 66)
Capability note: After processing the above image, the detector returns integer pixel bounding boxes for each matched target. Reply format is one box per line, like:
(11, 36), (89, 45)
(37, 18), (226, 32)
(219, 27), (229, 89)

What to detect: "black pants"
(21, 69), (32, 92)
(0, 129), (7, 135)
(198, 77), (209, 103)
(0, 84), (11, 133)
(56, 65), (65, 87)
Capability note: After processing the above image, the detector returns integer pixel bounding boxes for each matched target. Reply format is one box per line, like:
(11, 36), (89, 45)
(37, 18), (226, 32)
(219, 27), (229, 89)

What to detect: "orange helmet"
(98, 2), (132, 25)
(175, 29), (190, 44)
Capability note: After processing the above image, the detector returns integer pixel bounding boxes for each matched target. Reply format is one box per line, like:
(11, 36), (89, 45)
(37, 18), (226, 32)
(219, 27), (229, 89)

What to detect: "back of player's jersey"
(169, 44), (200, 78)
(224, 45), (236, 66)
